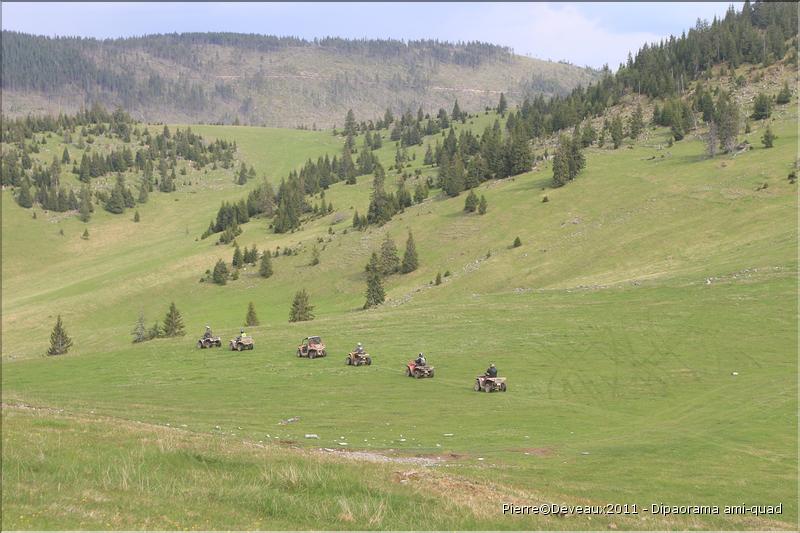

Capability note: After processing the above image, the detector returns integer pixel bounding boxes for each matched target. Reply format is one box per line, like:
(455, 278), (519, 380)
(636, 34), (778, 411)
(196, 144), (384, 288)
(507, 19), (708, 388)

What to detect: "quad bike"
(345, 351), (372, 366)
(197, 336), (222, 348)
(297, 336), (326, 358)
(405, 361), (435, 378)
(474, 375), (507, 392)
(229, 335), (254, 351)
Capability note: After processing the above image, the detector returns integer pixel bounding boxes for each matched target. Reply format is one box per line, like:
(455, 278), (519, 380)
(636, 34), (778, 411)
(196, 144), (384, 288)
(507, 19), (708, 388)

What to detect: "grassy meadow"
(1, 68), (797, 529)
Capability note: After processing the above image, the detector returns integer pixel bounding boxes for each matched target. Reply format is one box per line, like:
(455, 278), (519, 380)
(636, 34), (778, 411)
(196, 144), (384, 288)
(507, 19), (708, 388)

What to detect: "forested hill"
(0, 32), (599, 127)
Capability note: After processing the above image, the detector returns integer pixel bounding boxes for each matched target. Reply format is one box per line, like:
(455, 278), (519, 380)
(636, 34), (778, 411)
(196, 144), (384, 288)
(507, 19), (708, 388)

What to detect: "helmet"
(357, 343), (362, 347)
(206, 325), (210, 329)
(418, 352), (424, 357)
(490, 363), (495, 367)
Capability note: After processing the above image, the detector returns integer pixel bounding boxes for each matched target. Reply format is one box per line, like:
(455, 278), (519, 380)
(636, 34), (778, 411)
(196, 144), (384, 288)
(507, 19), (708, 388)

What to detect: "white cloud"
(448, 3), (665, 69)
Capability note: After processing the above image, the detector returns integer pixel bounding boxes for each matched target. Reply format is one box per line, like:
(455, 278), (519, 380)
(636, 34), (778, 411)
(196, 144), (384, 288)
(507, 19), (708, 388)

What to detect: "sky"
(1, 2), (742, 69)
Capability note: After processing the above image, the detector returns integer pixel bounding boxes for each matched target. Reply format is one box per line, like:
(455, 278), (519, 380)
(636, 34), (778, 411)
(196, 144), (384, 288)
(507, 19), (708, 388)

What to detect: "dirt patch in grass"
(510, 447), (554, 456)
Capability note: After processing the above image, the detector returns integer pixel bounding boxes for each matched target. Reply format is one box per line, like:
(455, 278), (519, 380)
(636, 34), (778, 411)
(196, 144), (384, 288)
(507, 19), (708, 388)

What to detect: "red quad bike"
(297, 336), (327, 359)
(474, 375), (507, 392)
(405, 361), (435, 378)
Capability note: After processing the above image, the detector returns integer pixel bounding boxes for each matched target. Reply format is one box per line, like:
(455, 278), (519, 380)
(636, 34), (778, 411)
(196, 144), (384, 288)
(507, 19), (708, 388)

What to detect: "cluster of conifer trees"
(2, 105), (236, 216)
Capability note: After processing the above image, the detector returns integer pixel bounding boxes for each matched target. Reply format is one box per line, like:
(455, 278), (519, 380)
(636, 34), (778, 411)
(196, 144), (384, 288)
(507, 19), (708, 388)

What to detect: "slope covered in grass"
(2, 66), (797, 529)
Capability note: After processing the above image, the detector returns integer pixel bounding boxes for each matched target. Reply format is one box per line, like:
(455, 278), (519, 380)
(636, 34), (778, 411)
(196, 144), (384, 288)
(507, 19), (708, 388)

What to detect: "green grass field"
(2, 70), (797, 529)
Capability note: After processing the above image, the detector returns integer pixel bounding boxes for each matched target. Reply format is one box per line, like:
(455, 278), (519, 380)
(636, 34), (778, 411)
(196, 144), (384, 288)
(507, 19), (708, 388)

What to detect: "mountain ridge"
(1, 30), (600, 127)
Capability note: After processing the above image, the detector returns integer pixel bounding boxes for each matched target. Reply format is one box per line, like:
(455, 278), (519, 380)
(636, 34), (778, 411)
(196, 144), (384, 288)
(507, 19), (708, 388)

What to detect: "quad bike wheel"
(483, 382), (493, 393)
(308, 350), (316, 359)
(366, 357), (372, 365)
(198, 341), (204, 349)
(237, 343), (243, 352)
(500, 382), (507, 392)
(474, 380), (481, 392)
(297, 350), (302, 357)
(428, 368), (434, 377)
(346, 357), (352, 365)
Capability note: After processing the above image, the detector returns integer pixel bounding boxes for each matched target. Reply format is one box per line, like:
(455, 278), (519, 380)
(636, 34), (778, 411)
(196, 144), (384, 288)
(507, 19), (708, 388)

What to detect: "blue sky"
(1, 2), (741, 68)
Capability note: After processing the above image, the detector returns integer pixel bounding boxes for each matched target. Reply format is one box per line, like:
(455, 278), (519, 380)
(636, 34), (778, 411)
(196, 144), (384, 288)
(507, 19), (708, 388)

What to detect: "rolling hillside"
(2, 50), (797, 529)
(1, 32), (600, 128)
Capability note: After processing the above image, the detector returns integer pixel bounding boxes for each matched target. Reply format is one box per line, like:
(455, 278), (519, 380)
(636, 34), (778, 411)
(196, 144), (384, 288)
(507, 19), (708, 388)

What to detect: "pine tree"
(464, 189), (478, 212)
(310, 244), (320, 266)
(162, 302), (185, 337)
(133, 210), (140, 222)
(245, 302), (260, 326)
(478, 195), (488, 215)
(513, 236), (522, 248)
(47, 315), (73, 356)
(761, 125), (776, 148)
(289, 289), (315, 322)
(363, 268), (385, 309)
(379, 235), (400, 275)
(81, 228), (89, 240)
(259, 252), (273, 278)
(132, 312), (147, 343)
(212, 259), (229, 285)
(401, 231), (419, 273)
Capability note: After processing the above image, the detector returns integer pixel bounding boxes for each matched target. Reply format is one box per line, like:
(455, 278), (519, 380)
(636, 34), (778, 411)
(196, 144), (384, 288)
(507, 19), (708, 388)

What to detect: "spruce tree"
(464, 189), (478, 212)
(212, 259), (229, 285)
(629, 103), (644, 139)
(761, 125), (776, 148)
(62, 147), (71, 164)
(513, 236), (522, 248)
(401, 231), (419, 273)
(751, 93), (772, 120)
(259, 252), (273, 278)
(133, 210), (140, 222)
(776, 82), (792, 105)
(289, 289), (315, 322)
(611, 115), (624, 148)
(435, 272), (442, 285)
(232, 244), (243, 268)
(132, 312), (147, 343)
(245, 302), (260, 326)
(81, 228), (89, 240)
(497, 92), (508, 115)
(478, 195), (488, 215)
(47, 315), (73, 356)
(379, 235), (400, 275)
(17, 178), (33, 208)
(162, 302), (185, 337)
(364, 268), (385, 309)
(78, 184), (92, 222)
